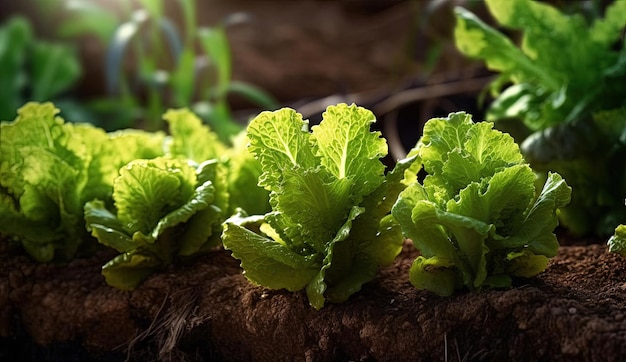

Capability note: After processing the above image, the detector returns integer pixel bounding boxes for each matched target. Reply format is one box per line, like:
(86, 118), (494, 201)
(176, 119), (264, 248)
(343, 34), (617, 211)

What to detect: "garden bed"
(2, 1), (626, 361)
(2, 234), (626, 361)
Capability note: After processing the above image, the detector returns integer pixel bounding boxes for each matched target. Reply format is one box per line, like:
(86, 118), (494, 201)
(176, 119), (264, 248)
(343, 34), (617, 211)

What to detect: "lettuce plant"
(162, 108), (270, 216)
(222, 103), (415, 309)
(84, 157), (227, 290)
(83, 108), (239, 290)
(608, 224), (626, 257)
(391, 112), (571, 296)
(0, 102), (268, 288)
(0, 102), (164, 262)
(454, 0), (626, 236)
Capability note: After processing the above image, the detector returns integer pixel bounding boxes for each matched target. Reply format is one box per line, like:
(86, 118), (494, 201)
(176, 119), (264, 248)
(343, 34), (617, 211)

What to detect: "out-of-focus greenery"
(3, 0), (277, 141)
(0, 17), (81, 122)
(69, 0), (277, 139)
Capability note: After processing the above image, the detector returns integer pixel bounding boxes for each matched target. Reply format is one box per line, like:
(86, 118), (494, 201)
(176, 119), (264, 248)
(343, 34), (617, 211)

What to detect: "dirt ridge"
(2, 241), (626, 361)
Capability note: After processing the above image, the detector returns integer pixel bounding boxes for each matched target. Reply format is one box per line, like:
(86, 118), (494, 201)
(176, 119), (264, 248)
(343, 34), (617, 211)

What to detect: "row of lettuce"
(2, 0), (626, 309)
(2, 102), (573, 309)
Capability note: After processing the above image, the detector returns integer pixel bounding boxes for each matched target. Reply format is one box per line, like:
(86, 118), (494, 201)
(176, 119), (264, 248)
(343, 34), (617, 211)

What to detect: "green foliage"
(84, 157), (225, 290)
(222, 103), (413, 309)
(162, 108), (269, 216)
(52, 0), (120, 42)
(0, 101), (269, 290)
(391, 112), (571, 296)
(82, 107), (268, 290)
(98, 0), (277, 136)
(0, 102), (164, 262)
(225, 132), (270, 216)
(22, 0), (276, 134)
(454, 0), (626, 236)
(455, 0), (626, 130)
(608, 224), (626, 257)
(163, 108), (226, 163)
(0, 17), (81, 121)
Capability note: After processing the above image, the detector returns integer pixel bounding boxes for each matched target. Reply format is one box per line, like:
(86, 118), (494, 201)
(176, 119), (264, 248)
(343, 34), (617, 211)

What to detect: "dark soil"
(2, 233), (626, 362)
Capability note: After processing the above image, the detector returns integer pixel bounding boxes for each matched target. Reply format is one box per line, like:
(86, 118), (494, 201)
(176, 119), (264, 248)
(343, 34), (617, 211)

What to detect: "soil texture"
(2, 235), (626, 361)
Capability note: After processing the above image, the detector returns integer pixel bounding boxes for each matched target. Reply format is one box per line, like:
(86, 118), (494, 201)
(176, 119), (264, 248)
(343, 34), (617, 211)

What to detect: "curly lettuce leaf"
(222, 212), (321, 292)
(392, 112), (571, 296)
(113, 158), (196, 236)
(608, 224), (626, 257)
(82, 127), (166, 205)
(311, 105), (387, 198)
(420, 113), (525, 202)
(0, 102), (166, 261)
(1, 104), (114, 260)
(223, 103), (409, 309)
(163, 108), (226, 163)
(85, 157), (225, 290)
(225, 132), (270, 216)
(247, 107), (317, 190)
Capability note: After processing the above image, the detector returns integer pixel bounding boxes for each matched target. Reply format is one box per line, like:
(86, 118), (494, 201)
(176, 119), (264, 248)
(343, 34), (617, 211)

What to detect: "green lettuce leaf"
(311, 105), (387, 198)
(180, 159), (229, 255)
(392, 112), (571, 296)
(81, 127), (166, 205)
(163, 108), (226, 163)
(85, 157), (225, 290)
(100, 250), (163, 291)
(409, 255), (459, 297)
(222, 212), (320, 291)
(223, 103), (411, 309)
(224, 132), (270, 216)
(608, 224), (626, 257)
(0, 101), (167, 261)
(247, 107), (317, 190)
(0, 102), (162, 261)
(454, 0), (626, 238)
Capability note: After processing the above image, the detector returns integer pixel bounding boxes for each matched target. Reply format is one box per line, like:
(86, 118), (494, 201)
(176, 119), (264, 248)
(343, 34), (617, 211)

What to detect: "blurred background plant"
(94, 0), (277, 138)
(1, 0), (278, 142)
(0, 0), (489, 141)
(0, 16), (81, 122)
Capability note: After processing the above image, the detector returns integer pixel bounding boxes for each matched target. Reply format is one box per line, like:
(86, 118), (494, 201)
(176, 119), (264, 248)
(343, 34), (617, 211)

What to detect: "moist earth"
(2, 233), (626, 362)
